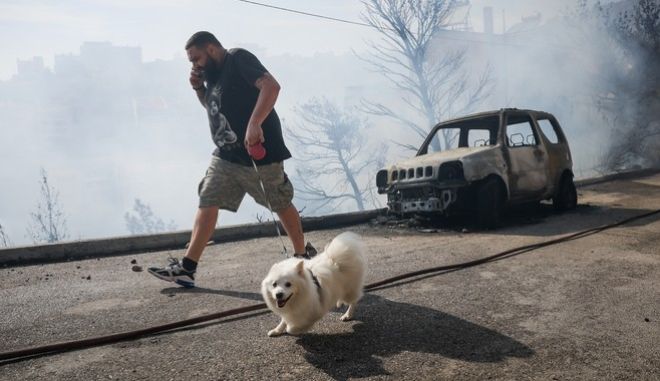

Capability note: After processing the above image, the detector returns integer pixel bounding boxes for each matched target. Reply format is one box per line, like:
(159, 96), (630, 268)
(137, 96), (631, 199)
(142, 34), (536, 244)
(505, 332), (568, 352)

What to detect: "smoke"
(0, 46), (383, 245)
(0, 0), (655, 247)
(432, 0), (658, 177)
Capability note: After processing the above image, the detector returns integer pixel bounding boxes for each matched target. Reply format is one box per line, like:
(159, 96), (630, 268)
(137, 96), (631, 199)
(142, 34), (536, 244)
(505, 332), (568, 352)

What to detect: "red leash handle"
(248, 143), (266, 160)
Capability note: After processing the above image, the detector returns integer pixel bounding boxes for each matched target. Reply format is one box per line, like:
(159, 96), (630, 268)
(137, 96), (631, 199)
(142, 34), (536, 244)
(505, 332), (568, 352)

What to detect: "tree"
(287, 98), (386, 214)
(0, 222), (12, 248)
(575, 0), (660, 171)
(26, 168), (69, 244)
(360, 0), (493, 151)
(124, 198), (177, 235)
(603, 0), (660, 170)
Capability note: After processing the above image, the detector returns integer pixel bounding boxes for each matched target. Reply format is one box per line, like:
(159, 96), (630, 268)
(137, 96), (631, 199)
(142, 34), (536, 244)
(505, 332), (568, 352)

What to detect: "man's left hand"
(245, 123), (265, 147)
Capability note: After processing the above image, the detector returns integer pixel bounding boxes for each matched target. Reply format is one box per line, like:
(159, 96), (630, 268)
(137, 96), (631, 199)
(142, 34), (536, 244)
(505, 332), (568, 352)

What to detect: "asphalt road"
(1, 173), (659, 380)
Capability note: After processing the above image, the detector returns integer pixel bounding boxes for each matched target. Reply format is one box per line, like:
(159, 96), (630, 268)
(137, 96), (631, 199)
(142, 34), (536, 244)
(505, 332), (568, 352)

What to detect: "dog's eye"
(272, 282), (277, 287)
(285, 282), (291, 288)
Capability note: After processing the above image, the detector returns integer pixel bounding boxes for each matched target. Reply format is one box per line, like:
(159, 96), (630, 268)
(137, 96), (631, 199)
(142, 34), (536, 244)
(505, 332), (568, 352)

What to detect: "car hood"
(390, 146), (497, 169)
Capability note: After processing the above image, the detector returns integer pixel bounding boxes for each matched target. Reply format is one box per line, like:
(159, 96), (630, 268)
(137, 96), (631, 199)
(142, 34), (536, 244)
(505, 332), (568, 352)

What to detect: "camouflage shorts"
(198, 157), (294, 212)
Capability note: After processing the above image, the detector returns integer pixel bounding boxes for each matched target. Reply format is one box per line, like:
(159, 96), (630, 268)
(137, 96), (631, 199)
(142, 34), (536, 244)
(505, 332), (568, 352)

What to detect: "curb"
(0, 209), (387, 267)
(575, 167), (660, 187)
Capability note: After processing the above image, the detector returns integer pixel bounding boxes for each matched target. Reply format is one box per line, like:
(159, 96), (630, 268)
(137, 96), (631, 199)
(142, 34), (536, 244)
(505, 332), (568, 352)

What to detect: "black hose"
(1, 208), (658, 363)
(367, 208), (660, 289)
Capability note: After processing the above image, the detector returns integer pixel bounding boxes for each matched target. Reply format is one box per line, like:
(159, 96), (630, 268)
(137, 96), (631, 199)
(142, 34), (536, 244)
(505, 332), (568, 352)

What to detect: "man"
(148, 31), (312, 288)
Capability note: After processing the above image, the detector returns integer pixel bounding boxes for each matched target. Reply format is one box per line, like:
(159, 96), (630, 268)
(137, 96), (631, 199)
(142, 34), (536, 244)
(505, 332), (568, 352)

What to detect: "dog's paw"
(268, 328), (285, 337)
(340, 304), (356, 321)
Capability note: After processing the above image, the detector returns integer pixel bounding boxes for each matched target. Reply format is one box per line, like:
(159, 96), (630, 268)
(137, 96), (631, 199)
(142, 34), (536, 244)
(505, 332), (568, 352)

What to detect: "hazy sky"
(0, 0), (574, 80)
(1, 0), (588, 246)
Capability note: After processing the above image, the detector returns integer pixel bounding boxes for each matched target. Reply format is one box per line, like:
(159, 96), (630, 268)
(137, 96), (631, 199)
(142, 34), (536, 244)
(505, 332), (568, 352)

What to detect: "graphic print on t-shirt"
(207, 84), (238, 150)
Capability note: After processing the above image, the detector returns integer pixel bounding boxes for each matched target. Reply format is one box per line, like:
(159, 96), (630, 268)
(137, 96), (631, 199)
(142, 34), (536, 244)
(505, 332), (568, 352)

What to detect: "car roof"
(433, 108), (554, 128)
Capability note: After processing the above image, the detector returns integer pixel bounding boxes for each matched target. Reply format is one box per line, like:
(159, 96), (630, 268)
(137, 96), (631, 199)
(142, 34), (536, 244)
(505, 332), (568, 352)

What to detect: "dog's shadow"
(296, 294), (533, 380)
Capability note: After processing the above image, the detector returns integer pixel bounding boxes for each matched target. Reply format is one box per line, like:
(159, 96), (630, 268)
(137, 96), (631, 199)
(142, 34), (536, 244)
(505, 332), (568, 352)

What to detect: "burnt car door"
(502, 111), (550, 201)
(532, 113), (572, 197)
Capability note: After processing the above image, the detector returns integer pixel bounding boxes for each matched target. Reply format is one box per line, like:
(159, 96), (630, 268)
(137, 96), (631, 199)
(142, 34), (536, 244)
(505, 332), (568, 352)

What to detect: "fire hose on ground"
(1, 208), (659, 363)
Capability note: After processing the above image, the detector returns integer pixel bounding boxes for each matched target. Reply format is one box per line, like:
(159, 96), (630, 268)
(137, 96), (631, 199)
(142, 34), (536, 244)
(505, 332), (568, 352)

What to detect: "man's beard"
(203, 55), (222, 82)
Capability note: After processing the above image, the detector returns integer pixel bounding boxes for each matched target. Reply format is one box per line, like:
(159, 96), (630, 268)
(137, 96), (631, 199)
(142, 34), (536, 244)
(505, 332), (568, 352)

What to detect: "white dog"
(261, 232), (366, 337)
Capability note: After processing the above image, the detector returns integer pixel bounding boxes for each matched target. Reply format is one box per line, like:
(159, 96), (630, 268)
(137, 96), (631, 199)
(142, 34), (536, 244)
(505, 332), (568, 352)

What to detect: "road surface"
(1, 172), (659, 380)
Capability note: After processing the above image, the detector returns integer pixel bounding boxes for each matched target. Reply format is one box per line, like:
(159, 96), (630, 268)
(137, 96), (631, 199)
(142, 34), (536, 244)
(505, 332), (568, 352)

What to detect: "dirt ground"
(1, 172), (659, 380)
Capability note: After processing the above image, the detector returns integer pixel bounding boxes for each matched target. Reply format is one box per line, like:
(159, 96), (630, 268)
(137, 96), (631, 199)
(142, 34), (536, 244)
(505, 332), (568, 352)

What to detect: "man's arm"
(245, 72), (280, 147)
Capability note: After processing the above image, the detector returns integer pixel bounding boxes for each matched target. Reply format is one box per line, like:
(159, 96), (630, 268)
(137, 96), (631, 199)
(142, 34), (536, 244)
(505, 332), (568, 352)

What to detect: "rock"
(132, 265), (143, 272)
(130, 259), (137, 264)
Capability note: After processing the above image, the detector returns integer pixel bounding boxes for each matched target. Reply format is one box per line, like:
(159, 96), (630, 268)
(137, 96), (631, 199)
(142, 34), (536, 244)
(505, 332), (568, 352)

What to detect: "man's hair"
(185, 31), (222, 50)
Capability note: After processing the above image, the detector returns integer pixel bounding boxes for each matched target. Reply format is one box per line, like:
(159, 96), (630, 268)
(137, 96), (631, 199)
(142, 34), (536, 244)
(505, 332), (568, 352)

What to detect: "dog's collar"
(307, 269), (321, 291)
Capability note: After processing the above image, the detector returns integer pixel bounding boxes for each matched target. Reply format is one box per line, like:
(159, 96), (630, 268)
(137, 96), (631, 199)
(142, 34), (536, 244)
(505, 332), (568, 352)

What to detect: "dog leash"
(250, 158), (289, 258)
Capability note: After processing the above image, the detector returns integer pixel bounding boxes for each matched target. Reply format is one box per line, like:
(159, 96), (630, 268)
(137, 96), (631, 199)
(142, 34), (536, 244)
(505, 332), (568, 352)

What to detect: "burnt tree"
(360, 0), (492, 151)
(124, 198), (177, 235)
(287, 98), (386, 213)
(0, 223), (11, 248)
(26, 168), (69, 244)
(576, 0), (660, 171)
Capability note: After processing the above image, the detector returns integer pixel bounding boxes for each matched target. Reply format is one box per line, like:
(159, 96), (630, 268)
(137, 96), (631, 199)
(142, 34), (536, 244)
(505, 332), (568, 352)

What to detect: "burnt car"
(376, 108), (578, 228)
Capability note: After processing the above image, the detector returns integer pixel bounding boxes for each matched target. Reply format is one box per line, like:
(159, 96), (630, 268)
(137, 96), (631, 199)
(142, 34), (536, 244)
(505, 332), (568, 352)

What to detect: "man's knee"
(275, 203), (299, 219)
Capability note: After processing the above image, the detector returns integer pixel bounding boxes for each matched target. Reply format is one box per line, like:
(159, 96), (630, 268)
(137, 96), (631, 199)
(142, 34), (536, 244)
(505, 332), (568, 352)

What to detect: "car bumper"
(385, 180), (467, 215)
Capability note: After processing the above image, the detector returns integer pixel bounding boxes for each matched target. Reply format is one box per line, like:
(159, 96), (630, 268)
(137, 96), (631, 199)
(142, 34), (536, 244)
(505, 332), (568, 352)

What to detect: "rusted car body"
(376, 108), (578, 227)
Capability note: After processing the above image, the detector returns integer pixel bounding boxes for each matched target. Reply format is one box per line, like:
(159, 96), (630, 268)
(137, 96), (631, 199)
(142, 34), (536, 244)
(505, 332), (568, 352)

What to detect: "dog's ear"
(296, 260), (304, 276)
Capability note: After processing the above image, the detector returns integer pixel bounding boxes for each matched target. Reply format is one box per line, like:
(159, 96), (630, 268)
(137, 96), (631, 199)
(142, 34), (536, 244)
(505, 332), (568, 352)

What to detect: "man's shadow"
(296, 294), (533, 380)
(160, 287), (263, 301)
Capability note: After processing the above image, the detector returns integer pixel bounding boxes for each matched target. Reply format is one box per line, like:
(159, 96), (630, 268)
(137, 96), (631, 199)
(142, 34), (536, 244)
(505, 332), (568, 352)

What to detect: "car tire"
(553, 174), (578, 211)
(477, 178), (503, 229)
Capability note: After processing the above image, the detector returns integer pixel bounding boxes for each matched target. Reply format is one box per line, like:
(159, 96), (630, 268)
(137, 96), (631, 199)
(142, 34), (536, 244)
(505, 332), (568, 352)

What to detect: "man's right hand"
(190, 69), (205, 91)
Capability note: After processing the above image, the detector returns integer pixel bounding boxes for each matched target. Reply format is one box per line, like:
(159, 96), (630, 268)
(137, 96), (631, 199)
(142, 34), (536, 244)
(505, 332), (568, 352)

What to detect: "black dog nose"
(275, 292), (284, 300)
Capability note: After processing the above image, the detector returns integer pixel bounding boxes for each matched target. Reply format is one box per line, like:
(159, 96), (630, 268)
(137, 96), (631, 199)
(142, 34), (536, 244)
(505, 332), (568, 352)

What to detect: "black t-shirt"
(203, 48), (291, 166)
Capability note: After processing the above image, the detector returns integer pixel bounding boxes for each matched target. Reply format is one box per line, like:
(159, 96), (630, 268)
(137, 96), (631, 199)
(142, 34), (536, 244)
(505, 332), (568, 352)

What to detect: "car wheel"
(553, 174), (578, 211)
(477, 178), (503, 229)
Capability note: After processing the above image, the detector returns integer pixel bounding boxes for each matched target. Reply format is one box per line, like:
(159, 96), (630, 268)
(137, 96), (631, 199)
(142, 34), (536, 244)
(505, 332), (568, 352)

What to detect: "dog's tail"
(324, 232), (366, 270)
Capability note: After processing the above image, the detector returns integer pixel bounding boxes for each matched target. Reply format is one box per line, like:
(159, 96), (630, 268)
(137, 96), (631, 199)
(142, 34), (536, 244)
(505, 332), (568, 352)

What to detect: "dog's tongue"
(277, 299), (287, 308)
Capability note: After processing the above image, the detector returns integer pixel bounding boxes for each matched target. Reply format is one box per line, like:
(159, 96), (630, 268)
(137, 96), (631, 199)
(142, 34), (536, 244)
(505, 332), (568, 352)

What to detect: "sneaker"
(293, 242), (318, 260)
(148, 257), (195, 288)
(305, 242), (318, 258)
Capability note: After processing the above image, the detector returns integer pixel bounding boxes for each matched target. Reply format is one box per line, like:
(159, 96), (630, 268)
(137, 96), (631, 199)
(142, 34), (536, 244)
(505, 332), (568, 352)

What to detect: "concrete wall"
(0, 209), (386, 266)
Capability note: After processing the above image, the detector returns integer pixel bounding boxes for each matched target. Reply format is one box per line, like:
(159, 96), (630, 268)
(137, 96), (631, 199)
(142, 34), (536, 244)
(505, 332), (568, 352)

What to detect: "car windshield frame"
(416, 115), (501, 156)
